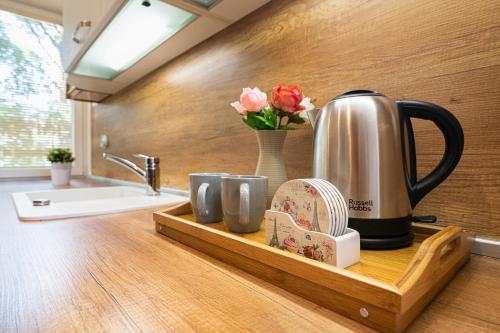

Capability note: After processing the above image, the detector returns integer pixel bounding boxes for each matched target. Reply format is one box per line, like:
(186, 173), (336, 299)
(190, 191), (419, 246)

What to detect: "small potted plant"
(47, 148), (75, 186)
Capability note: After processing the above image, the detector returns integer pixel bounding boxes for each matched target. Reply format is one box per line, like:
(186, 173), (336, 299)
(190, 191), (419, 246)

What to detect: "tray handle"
(396, 226), (471, 295)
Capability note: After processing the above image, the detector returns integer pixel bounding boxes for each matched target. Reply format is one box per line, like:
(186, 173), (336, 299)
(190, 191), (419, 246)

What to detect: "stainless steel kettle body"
(311, 90), (464, 248)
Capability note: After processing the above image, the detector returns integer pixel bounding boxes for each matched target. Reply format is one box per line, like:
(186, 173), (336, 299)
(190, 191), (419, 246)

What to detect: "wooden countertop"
(1, 179), (499, 332)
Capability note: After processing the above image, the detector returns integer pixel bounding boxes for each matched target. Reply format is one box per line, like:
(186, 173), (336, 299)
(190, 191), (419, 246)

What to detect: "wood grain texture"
(92, 0), (500, 238)
(174, 210), (462, 285)
(154, 202), (475, 332)
(0, 179), (498, 332)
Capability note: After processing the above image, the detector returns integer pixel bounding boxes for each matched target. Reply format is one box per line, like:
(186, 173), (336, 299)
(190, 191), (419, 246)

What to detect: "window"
(0, 9), (76, 175)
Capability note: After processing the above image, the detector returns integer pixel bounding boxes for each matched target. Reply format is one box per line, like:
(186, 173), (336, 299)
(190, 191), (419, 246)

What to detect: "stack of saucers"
(270, 179), (348, 237)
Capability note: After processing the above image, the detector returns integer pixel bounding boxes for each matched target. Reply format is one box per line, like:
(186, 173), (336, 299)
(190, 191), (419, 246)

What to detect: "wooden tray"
(154, 202), (474, 333)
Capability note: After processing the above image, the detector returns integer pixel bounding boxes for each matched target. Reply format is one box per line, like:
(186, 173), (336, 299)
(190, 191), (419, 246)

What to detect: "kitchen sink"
(12, 186), (188, 221)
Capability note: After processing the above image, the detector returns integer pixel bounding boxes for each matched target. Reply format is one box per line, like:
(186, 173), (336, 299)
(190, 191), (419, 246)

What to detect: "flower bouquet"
(230, 83), (315, 206)
(230, 83), (314, 130)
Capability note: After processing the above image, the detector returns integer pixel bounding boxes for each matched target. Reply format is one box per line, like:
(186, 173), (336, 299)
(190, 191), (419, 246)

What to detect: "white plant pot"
(51, 162), (72, 186)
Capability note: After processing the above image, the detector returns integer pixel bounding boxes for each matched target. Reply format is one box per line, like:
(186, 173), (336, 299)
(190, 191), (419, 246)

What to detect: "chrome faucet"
(102, 153), (160, 196)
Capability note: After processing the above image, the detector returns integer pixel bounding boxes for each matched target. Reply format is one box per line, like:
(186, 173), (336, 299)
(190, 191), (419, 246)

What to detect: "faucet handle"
(133, 154), (159, 165)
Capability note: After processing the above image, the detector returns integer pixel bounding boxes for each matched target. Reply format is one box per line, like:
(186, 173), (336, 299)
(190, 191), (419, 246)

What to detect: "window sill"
(0, 167), (82, 178)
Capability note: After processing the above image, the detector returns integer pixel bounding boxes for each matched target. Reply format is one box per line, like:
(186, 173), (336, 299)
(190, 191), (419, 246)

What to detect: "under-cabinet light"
(73, 0), (197, 80)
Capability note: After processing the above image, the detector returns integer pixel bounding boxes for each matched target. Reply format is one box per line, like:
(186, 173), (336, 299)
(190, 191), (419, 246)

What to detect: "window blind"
(0, 10), (72, 168)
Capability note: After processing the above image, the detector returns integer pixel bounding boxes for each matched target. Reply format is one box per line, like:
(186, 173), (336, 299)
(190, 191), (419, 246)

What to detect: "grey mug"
(221, 175), (268, 233)
(189, 173), (229, 224)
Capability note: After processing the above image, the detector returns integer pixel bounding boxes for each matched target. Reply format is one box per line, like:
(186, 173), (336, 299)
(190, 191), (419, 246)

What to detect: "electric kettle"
(308, 90), (464, 249)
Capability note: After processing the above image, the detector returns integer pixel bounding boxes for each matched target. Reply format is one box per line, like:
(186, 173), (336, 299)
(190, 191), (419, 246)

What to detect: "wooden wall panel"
(92, 0), (500, 237)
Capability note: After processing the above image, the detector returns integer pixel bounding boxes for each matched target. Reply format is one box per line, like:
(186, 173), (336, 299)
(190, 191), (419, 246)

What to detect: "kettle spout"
(306, 108), (320, 129)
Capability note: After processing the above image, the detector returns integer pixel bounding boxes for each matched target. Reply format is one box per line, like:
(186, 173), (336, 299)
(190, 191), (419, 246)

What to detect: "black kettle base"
(360, 231), (414, 250)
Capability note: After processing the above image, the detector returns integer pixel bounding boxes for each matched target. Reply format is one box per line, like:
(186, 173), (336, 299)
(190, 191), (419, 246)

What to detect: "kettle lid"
(332, 89), (384, 100)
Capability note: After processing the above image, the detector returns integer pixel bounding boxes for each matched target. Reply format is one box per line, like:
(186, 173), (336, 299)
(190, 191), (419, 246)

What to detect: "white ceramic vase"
(255, 130), (288, 207)
(51, 162), (72, 186)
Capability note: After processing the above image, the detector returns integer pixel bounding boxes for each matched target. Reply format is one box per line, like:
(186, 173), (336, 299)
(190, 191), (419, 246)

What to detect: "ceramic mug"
(189, 173), (229, 224)
(221, 175), (268, 233)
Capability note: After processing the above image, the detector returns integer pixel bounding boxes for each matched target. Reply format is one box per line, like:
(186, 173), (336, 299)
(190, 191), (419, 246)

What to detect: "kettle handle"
(397, 100), (464, 208)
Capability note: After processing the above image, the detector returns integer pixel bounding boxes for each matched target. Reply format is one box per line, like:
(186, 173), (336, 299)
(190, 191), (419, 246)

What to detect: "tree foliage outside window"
(0, 10), (72, 168)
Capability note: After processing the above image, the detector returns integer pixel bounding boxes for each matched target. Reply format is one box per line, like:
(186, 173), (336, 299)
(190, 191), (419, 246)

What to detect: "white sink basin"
(12, 186), (188, 221)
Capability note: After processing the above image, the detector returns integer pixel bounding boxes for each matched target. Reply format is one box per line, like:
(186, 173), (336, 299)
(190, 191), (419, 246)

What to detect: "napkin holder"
(265, 210), (360, 268)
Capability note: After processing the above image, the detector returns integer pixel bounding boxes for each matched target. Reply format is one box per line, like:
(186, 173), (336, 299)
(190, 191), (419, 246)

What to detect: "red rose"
(303, 245), (314, 258)
(271, 83), (305, 113)
(312, 250), (321, 261)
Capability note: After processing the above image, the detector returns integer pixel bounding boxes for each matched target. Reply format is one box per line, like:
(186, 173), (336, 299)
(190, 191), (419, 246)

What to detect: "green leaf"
(259, 108), (279, 128)
(47, 148), (74, 163)
(255, 115), (275, 128)
(269, 111), (278, 127)
(287, 113), (305, 124)
(243, 113), (269, 130)
(243, 117), (257, 129)
(243, 113), (256, 128)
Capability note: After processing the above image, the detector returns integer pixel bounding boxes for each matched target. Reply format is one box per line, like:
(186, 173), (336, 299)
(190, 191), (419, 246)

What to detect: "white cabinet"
(61, 0), (122, 71)
(61, 1), (94, 70)
(61, 0), (271, 102)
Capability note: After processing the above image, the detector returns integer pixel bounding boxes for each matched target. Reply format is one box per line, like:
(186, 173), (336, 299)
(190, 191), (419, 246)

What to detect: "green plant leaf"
(47, 148), (75, 163)
(260, 108), (279, 129)
(255, 115), (275, 128)
(287, 113), (306, 124)
(243, 116), (258, 129)
(243, 113), (270, 130)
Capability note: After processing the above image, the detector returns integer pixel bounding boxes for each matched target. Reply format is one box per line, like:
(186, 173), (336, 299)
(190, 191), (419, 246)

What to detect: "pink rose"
(283, 235), (299, 254)
(230, 87), (267, 116)
(305, 185), (318, 196)
(271, 83), (305, 113)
